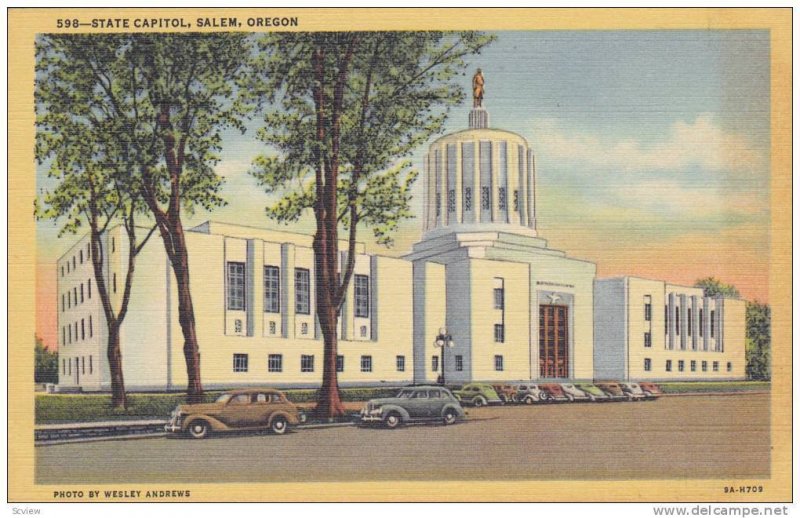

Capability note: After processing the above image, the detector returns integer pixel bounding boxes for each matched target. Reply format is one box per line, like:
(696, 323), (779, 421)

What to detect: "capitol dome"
(421, 104), (537, 240)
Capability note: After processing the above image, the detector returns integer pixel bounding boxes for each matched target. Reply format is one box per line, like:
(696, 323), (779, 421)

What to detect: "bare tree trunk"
(106, 322), (127, 408)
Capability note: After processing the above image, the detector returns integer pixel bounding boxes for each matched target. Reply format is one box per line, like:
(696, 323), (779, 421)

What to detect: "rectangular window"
(678, 360), (685, 372)
(498, 187), (507, 211)
(675, 306), (680, 334)
(263, 266), (280, 313)
(113, 273), (117, 294)
(644, 358), (651, 371)
(644, 332), (652, 348)
(494, 324), (505, 343)
(268, 321), (277, 335)
(72, 256), (76, 270)
(82, 356), (85, 374)
(727, 362), (732, 372)
(481, 186), (491, 210)
(644, 302), (652, 321)
(360, 325), (367, 338)
(354, 274), (370, 318)
(702, 361), (708, 372)
(226, 262), (246, 311)
(494, 355), (504, 371)
(479, 141), (492, 219)
(699, 309), (704, 337)
(710, 310), (716, 338)
(494, 287), (504, 310)
(61, 266), (64, 277)
(62, 327), (65, 346)
(336, 355), (344, 373)
(67, 292), (71, 309)
(74, 322), (78, 342)
(81, 319), (85, 340)
(448, 189), (456, 213)
(462, 142), (474, 214)
(688, 308), (692, 336)
(268, 354), (283, 373)
(666, 360), (672, 372)
(68, 324), (72, 344)
(295, 268), (311, 315)
(300, 322), (309, 335)
(360, 355), (373, 373)
(665, 305), (668, 335)
(80, 283), (84, 303)
(431, 356), (439, 372)
(73, 287), (78, 305)
(455, 355), (463, 371)
(396, 355), (405, 372)
(434, 149), (442, 218)
(88, 279), (91, 299)
(89, 315), (93, 337)
(111, 238), (115, 253)
(62, 294), (65, 312)
(89, 356), (93, 374)
(233, 353), (248, 372)
(713, 361), (719, 372)
(301, 355), (315, 373)
(464, 187), (472, 212)
(691, 360), (697, 372)
(80, 250), (83, 264)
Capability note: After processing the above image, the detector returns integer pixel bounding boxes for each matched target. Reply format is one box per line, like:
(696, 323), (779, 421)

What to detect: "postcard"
(7, 7), (792, 504)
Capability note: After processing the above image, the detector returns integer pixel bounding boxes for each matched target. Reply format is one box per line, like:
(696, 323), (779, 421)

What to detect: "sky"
(36, 30), (771, 348)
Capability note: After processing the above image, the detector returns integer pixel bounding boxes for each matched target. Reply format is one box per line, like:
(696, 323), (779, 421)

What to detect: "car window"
(255, 393), (268, 403)
(429, 389), (442, 399)
(397, 390), (414, 398)
(413, 391), (428, 399)
(216, 394), (232, 404)
(229, 394), (250, 405)
(271, 394), (282, 403)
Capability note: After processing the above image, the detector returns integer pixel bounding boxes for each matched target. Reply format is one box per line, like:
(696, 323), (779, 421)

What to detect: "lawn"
(657, 381), (770, 394)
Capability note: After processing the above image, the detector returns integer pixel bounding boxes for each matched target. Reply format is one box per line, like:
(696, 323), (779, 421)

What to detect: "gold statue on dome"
(472, 68), (484, 107)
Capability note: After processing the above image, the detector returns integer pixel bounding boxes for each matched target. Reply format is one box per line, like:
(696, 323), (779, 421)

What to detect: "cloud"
(531, 114), (765, 175)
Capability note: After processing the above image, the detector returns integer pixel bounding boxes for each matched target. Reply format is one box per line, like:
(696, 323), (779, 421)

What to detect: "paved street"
(36, 393), (769, 483)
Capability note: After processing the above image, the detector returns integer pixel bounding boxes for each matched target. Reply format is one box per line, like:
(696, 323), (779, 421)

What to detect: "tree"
(35, 335), (58, 384)
(694, 277), (741, 299)
(251, 32), (493, 417)
(35, 34), (157, 408)
(745, 301), (770, 380)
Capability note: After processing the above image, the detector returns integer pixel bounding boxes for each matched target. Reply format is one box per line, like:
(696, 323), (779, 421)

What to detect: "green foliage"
(35, 336), (58, 384)
(694, 277), (741, 299)
(250, 31), (494, 247)
(745, 301), (770, 380)
(656, 381), (770, 394)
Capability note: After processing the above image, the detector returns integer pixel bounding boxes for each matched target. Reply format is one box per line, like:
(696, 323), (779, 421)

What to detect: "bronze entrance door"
(539, 305), (569, 378)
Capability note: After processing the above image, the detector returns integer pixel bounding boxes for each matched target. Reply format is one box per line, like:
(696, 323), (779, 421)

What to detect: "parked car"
(574, 383), (611, 402)
(595, 381), (632, 401)
(165, 388), (306, 439)
(452, 383), (503, 407)
(638, 381), (663, 400)
(620, 382), (648, 400)
(513, 383), (550, 404)
(492, 384), (518, 403)
(538, 383), (571, 402)
(360, 386), (465, 428)
(560, 383), (595, 402)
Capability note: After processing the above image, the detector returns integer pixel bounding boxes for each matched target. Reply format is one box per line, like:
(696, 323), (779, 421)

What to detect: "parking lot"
(36, 392), (769, 484)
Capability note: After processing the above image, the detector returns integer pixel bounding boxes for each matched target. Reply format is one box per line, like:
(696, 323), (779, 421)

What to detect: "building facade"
(55, 102), (747, 391)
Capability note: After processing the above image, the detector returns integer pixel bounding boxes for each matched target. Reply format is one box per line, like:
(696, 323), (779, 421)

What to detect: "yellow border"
(8, 7), (792, 502)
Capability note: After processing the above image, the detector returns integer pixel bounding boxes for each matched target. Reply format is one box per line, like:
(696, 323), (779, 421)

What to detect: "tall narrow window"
(301, 355), (315, 373)
(665, 305), (668, 335)
(665, 360), (672, 372)
(113, 273), (117, 294)
(89, 315), (93, 337)
(498, 187), (507, 211)
(464, 187), (472, 212)
(111, 237), (115, 253)
(688, 308), (692, 336)
(431, 356), (439, 372)
(396, 355), (405, 372)
(678, 360), (685, 372)
(644, 302), (652, 321)
(62, 294), (65, 312)
(513, 190), (520, 212)
(295, 268), (310, 315)
(80, 283), (84, 303)
(644, 358), (651, 371)
(691, 360), (696, 372)
(226, 262), (246, 310)
(73, 287), (78, 305)
(81, 319), (85, 340)
(455, 355), (464, 371)
(448, 189), (456, 213)
(62, 327), (65, 346)
(263, 265), (280, 313)
(675, 306), (680, 334)
(354, 274), (370, 318)
(89, 356), (93, 374)
(462, 142), (474, 215)
(644, 332), (652, 348)
(80, 250), (83, 264)
(699, 309), (704, 337)
(710, 310), (716, 338)
(87, 279), (91, 299)
(336, 355), (344, 372)
(494, 286), (504, 310)
(494, 324), (505, 343)
(494, 355), (504, 371)
(360, 355), (373, 373)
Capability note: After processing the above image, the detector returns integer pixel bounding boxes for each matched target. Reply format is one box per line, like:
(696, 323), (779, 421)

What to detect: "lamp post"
(433, 327), (455, 385)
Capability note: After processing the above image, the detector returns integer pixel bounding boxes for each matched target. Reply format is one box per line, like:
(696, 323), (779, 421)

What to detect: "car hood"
(365, 397), (406, 406)
(177, 403), (223, 414)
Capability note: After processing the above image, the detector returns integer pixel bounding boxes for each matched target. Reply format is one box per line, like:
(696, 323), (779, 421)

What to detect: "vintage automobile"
(492, 384), (518, 403)
(452, 383), (504, 407)
(575, 383), (611, 402)
(560, 383), (595, 402)
(595, 381), (633, 401)
(164, 388), (306, 439)
(620, 382), (648, 400)
(514, 383), (550, 404)
(360, 386), (466, 428)
(538, 383), (571, 402)
(638, 381), (663, 399)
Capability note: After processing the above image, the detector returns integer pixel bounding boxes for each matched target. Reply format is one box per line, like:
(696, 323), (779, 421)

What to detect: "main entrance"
(539, 305), (569, 378)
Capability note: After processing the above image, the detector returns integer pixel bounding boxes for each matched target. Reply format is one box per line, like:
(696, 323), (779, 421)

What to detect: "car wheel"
(473, 396), (485, 408)
(270, 415), (288, 435)
(384, 412), (402, 429)
(524, 395), (535, 405)
(443, 409), (457, 425)
(188, 420), (210, 439)
(539, 392), (549, 402)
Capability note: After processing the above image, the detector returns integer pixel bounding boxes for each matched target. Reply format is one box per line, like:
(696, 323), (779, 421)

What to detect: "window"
(396, 355), (405, 372)
(644, 332), (652, 348)
(713, 361), (719, 372)
(111, 237), (115, 253)
(67, 292), (71, 309)
(644, 302), (652, 321)
(498, 187), (507, 211)
(268, 321), (277, 335)
(699, 309), (704, 337)
(89, 316), (93, 337)
(88, 279), (91, 299)
(62, 327), (65, 346)
(74, 322), (78, 341)
(691, 360), (697, 372)
(268, 354), (283, 373)
(494, 355), (504, 371)
(464, 187), (472, 212)
(360, 326), (367, 338)
(89, 356), (93, 374)
(81, 319), (85, 340)
(233, 353), (248, 372)
(73, 287), (78, 305)
(455, 355), (463, 371)
(494, 287), (504, 310)
(80, 250), (83, 264)
(665, 305), (668, 334)
(234, 319), (243, 334)
(481, 186), (491, 210)
(61, 266), (64, 277)
(431, 356), (439, 372)
(448, 189), (456, 213)
(80, 283), (84, 303)
(354, 274), (370, 318)
(702, 361), (708, 372)
(67, 261), (70, 274)
(226, 262), (246, 311)
(710, 310), (716, 338)
(678, 360), (684, 372)
(263, 266), (280, 313)
(113, 273), (117, 294)
(300, 322), (309, 335)
(494, 324), (505, 343)
(336, 355), (344, 373)
(435, 195), (441, 217)
(72, 256), (76, 270)
(62, 294), (65, 312)
(727, 362), (732, 372)
(87, 243), (91, 258)
(82, 357), (85, 374)
(666, 360), (672, 372)
(295, 268), (310, 314)
(675, 306), (680, 334)
(644, 358), (651, 371)
(361, 355), (373, 373)
(513, 190), (520, 211)
(301, 355), (315, 373)
(68, 325), (72, 344)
